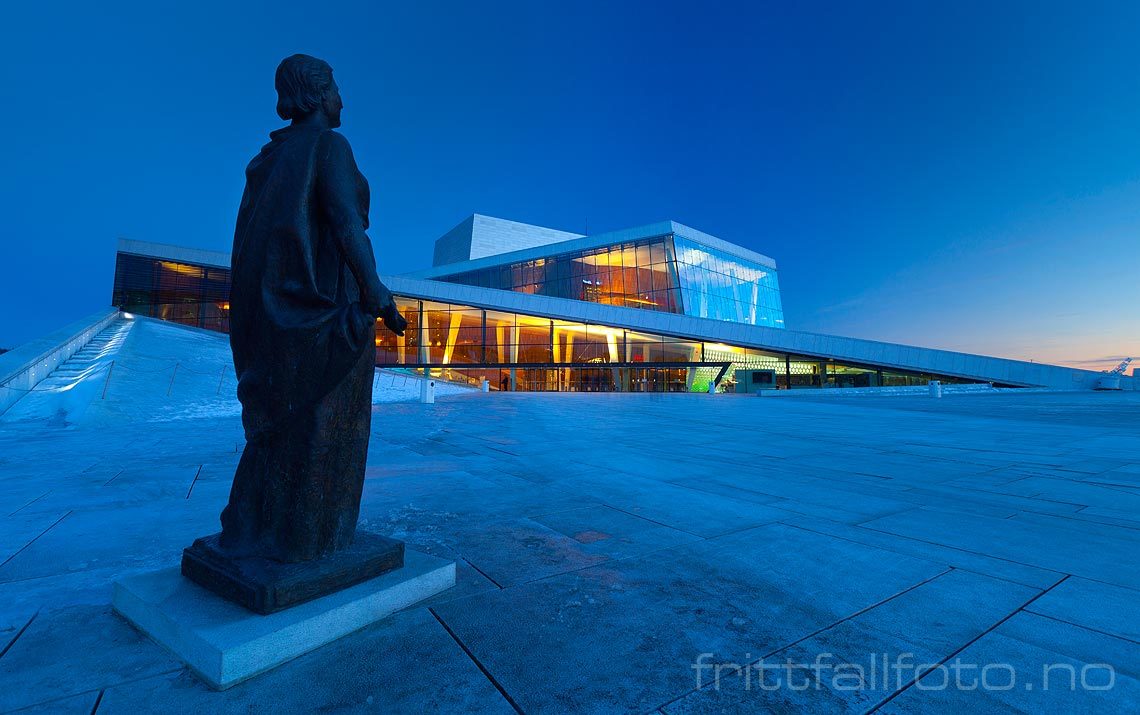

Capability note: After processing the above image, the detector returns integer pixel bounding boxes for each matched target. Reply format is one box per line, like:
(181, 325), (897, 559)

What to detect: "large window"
(671, 236), (784, 327)
(437, 237), (680, 313)
(436, 233), (784, 327)
(112, 250), (987, 393)
(111, 253), (231, 333)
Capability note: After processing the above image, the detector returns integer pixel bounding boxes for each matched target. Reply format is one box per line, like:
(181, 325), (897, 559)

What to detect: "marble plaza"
(1, 318), (1138, 713)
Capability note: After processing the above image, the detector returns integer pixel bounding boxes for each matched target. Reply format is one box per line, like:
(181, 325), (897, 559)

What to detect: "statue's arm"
(315, 131), (392, 316)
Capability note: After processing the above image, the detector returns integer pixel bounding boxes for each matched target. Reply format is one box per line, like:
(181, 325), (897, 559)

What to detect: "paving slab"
(96, 606), (515, 713)
(0, 510), (72, 569)
(431, 522), (948, 714)
(360, 468), (595, 526)
(0, 565), (139, 630)
(882, 612), (1140, 713)
(778, 514), (1062, 589)
(1074, 504), (1140, 527)
(0, 501), (215, 583)
(530, 504), (705, 559)
(978, 475), (1140, 511)
(566, 472), (793, 538)
(5, 691), (101, 714)
(669, 470), (916, 523)
(662, 569), (1042, 713)
(0, 604), (183, 712)
(1025, 577), (1140, 644)
(860, 507), (1140, 588)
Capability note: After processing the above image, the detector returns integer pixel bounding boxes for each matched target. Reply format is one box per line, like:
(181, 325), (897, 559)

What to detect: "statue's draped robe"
(221, 125), (391, 563)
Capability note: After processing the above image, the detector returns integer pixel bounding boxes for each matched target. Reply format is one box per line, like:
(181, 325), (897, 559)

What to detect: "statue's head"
(275, 54), (343, 128)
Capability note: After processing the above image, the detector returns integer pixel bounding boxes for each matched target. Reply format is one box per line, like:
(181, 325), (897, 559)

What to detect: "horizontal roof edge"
(471, 213), (584, 238)
(667, 222), (777, 268)
(381, 274), (1108, 389)
(117, 238), (231, 269)
(405, 220), (777, 279)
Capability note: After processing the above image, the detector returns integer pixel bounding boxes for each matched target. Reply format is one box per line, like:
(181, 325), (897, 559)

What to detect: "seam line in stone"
(867, 573), (1072, 713)
(0, 610), (38, 659)
(429, 607), (525, 714)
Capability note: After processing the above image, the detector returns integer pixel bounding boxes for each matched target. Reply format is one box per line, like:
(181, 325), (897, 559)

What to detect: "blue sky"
(2, 1), (1137, 369)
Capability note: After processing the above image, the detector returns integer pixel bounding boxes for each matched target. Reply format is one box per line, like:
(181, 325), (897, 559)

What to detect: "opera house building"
(109, 214), (1122, 393)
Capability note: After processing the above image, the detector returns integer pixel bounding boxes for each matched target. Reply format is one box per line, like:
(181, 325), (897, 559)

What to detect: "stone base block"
(113, 550), (455, 690)
(181, 531), (405, 614)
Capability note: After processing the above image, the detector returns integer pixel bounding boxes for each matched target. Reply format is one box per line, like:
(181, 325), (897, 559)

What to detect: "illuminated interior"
(112, 252), (231, 333)
(429, 233), (785, 328)
(111, 251), (989, 392)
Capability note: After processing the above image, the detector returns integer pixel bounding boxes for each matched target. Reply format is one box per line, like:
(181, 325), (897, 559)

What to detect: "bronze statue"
(182, 55), (408, 613)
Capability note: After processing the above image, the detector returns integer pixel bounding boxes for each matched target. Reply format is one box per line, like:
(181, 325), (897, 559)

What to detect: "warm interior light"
(703, 343), (737, 353)
(159, 261), (205, 278)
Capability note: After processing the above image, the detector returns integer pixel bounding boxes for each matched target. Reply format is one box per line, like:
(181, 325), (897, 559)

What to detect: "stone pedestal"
(181, 531), (405, 614)
(113, 550), (455, 690)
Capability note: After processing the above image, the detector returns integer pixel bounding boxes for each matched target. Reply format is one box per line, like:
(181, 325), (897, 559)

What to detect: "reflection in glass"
(112, 249), (987, 394)
(435, 233), (785, 327)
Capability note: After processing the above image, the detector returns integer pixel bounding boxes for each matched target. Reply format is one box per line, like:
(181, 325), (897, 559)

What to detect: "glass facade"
(111, 252), (231, 332)
(672, 236), (783, 327)
(372, 298), (713, 391)
(110, 250), (989, 392)
(432, 233), (785, 327)
(433, 235), (681, 313)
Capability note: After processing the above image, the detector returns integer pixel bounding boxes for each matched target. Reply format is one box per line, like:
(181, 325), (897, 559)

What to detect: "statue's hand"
(381, 302), (407, 337)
